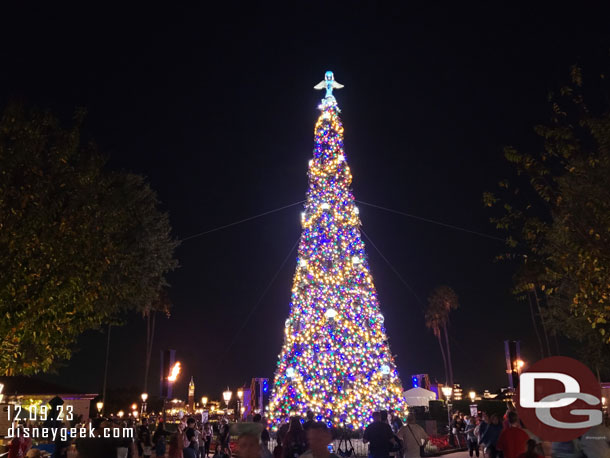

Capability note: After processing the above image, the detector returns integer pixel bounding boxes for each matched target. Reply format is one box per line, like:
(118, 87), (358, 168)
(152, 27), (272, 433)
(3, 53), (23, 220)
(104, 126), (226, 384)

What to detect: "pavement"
(441, 452), (473, 458)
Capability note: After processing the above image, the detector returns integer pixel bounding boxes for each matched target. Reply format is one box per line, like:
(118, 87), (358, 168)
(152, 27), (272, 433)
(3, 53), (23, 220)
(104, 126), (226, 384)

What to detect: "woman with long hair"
(282, 417), (307, 458)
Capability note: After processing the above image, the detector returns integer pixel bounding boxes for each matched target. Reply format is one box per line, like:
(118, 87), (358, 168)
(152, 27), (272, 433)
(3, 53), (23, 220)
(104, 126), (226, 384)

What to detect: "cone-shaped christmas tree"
(267, 72), (407, 430)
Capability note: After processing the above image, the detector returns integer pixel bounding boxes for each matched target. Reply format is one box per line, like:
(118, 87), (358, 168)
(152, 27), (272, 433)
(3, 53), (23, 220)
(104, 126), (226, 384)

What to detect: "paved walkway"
(442, 452), (474, 458)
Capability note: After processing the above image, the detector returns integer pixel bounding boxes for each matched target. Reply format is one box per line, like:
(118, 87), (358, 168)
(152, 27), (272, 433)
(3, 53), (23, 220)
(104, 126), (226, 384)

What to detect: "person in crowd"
(140, 430), (154, 458)
(363, 412), (396, 458)
(212, 445), (231, 458)
(197, 423), (206, 458)
(273, 421), (289, 458)
(477, 413), (489, 446)
(53, 421), (70, 458)
(232, 422), (272, 458)
(25, 450), (42, 458)
(76, 418), (137, 458)
(480, 414), (502, 458)
(219, 419), (232, 451)
(183, 417), (200, 458)
(169, 428), (185, 458)
(517, 439), (544, 458)
(449, 413), (459, 447)
(253, 414), (271, 451)
(8, 423), (32, 458)
(152, 420), (170, 458)
(236, 429), (262, 458)
(303, 411), (315, 432)
(397, 414), (428, 458)
(203, 422), (214, 457)
(299, 422), (340, 458)
(136, 418), (150, 457)
(464, 416), (479, 457)
(283, 416), (307, 458)
(496, 411), (529, 458)
(391, 416), (404, 434)
(580, 418), (610, 458)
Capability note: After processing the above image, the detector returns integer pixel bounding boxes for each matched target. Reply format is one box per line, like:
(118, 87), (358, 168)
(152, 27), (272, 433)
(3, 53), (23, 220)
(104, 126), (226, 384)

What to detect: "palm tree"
(428, 285), (459, 386)
(425, 306), (449, 385)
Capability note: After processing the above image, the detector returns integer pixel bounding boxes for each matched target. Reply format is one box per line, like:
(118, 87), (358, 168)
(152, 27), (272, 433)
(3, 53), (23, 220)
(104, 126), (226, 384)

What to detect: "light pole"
(441, 386), (453, 443)
(237, 388), (244, 421)
(141, 393), (148, 417)
(223, 388), (233, 417)
(96, 401), (104, 417)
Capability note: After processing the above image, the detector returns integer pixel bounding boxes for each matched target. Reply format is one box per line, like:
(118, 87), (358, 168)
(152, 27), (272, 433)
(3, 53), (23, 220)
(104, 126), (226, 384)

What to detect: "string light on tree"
(267, 71), (408, 430)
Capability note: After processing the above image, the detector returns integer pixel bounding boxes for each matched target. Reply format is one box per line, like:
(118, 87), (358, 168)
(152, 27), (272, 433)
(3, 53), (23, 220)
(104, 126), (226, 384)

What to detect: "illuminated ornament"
(322, 111), (331, 120)
(377, 313), (385, 323)
(338, 154), (344, 162)
(321, 203), (330, 210)
(324, 308), (337, 319)
(351, 256), (362, 265)
(309, 159), (314, 167)
(354, 206), (359, 215)
(286, 367), (296, 379)
(380, 365), (391, 375)
(300, 259), (308, 267)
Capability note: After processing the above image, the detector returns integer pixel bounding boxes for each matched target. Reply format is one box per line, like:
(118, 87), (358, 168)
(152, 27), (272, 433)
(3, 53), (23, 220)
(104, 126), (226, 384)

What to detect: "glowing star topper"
(314, 71), (344, 99)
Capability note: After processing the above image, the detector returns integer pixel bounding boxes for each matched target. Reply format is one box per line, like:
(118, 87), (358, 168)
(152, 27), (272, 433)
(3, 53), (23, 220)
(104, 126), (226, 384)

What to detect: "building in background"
(188, 376), (195, 412)
(0, 376), (97, 435)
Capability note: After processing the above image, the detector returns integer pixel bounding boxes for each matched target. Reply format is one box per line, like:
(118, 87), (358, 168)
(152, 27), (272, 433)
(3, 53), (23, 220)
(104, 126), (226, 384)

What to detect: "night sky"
(2, 3), (609, 402)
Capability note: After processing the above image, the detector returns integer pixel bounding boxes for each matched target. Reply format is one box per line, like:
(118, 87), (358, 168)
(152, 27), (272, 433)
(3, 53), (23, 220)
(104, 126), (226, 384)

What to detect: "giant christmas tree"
(267, 72), (407, 430)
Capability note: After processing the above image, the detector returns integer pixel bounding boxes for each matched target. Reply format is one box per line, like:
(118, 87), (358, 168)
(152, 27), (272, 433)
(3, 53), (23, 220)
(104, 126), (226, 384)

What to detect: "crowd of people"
(442, 407), (610, 458)
(6, 407), (610, 458)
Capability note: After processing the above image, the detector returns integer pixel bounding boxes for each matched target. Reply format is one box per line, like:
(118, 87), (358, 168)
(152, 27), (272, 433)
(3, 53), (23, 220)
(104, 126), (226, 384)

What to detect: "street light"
(237, 388), (244, 421)
(133, 411), (139, 419)
(131, 403), (138, 412)
(469, 391), (476, 403)
(201, 396), (208, 408)
(141, 393), (148, 417)
(96, 401), (104, 416)
(117, 410), (124, 419)
(223, 387), (233, 415)
(441, 386), (453, 441)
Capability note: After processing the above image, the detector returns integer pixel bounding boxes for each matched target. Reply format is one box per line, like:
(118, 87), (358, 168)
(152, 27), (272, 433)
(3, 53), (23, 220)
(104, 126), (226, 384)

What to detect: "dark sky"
(2, 3), (609, 402)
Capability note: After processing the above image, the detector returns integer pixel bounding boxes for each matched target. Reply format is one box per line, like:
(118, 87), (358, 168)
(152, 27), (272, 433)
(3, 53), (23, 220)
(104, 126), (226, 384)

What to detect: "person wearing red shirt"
(517, 439), (544, 458)
(496, 412), (530, 458)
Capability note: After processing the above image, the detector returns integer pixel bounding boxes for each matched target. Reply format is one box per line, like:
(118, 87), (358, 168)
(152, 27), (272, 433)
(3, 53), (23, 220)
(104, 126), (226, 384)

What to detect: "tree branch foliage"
(484, 65), (610, 352)
(0, 104), (179, 375)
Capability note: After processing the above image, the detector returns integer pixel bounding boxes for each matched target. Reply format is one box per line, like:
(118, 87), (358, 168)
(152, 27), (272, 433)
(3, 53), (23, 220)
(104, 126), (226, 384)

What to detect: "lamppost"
(237, 388), (244, 421)
(96, 401), (104, 417)
(201, 396), (208, 408)
(441, 386), (453, 442)
(141, 393), (148, 417)
(223, 387), (233, 417)
(117, 410), (124, 421)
